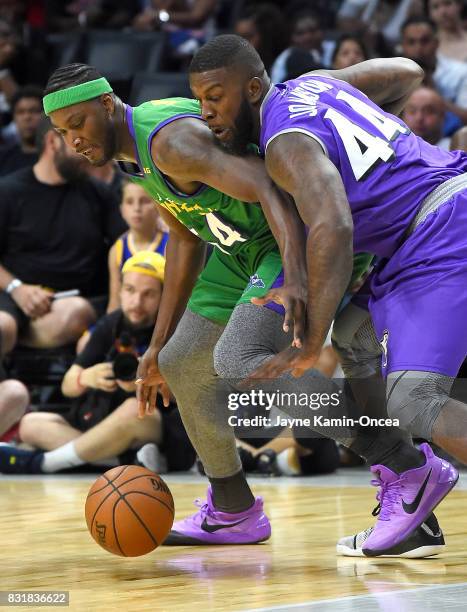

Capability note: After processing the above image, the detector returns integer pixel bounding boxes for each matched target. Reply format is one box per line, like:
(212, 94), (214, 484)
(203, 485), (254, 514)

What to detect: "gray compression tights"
(158, 309), (242, 479)
(332, 303), (453, 441)
(158, 304), (412, 479)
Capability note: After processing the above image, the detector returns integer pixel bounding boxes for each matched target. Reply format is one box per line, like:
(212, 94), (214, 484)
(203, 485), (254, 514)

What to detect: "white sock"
(276, 448), (302, 476)
(41, 441), (85, 473)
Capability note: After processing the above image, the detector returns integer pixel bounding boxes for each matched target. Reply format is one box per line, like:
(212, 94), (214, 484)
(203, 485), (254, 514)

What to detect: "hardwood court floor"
(1, 474), (466, 611)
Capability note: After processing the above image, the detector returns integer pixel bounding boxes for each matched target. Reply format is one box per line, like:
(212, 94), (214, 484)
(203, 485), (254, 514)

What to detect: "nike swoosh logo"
(201, 517), (247, 533)
(402, 468), (432, 514)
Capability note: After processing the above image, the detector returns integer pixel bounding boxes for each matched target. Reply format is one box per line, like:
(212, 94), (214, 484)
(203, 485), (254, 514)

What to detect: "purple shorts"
(366, 189), (467, 377)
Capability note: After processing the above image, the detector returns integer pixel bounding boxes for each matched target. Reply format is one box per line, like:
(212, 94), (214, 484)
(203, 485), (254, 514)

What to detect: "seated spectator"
(0, 18), (47, 132)
(0, 115), (121, 363)
(337, 0), (423, 50)
(0, 18), (21, 129)
(331, 34), (369, 70)
(45, 0), (139, 31)
(402, 85), (450, 148)
(0, 1), (26, 26)
(234, 430), (340, 477)
(427, 0), (467, 62)
(107, 180), (168, 313)
(0, 378), (29, 441)
(282, 48), (322, 82)
(0, 85), (42, 176)
(235, 3), (287, 73)
(0, 252), (196, 474)
(271, 10), (331, 82)
(132, 0), (218, 67)
(401, 16), (467, 128)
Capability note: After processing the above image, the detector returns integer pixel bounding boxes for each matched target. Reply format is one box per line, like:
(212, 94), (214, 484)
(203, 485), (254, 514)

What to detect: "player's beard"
(93, 119), (118, 167)
(221, 97), (255, 155)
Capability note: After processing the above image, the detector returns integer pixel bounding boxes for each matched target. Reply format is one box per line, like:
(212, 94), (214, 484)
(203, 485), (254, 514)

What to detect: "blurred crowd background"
(0, 0), (466, 478)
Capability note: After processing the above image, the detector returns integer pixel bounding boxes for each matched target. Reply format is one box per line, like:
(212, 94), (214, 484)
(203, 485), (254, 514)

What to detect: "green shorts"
(188, 248), (283, 325)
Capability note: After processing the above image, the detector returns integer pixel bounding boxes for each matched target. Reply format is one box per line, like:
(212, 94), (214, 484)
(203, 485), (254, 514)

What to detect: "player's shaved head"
(189, 34), (265, 79)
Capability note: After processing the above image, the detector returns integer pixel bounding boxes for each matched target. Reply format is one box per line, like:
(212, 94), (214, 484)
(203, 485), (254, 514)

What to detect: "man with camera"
(0, 251), (195, 474)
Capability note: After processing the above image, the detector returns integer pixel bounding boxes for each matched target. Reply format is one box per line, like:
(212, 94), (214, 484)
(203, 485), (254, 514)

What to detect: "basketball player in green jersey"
(43, 64), (438, 557)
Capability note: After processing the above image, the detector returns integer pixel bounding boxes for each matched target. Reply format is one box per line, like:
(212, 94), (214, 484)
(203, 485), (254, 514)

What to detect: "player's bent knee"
(332, 308), (382, 378)
(386, 371), (452, 440)
(158, 342), (181, 381)
(212, 334), (246, 379)
(158, 339), (200, 382)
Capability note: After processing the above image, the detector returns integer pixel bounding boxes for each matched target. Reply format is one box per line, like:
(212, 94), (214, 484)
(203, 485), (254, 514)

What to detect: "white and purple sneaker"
(163, 487), (271, 545)
(337, 513), (445, 558)
(362, 443), (458, 557)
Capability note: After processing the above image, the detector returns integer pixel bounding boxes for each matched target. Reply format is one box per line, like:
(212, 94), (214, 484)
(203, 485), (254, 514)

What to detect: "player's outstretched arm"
(136, 206), (206, 416)
(312, 57), (424, 116)
(252, 132), (353, 378)
(154, 120), (308, 345)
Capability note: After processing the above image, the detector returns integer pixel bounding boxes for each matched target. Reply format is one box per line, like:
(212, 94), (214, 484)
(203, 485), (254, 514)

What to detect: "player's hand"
(135, 347), (171, 418)
(245, 345), (318, 382)
(10, 284), (53, 318)
(251, 284), (306, 348)
(81, 363), (118, 392)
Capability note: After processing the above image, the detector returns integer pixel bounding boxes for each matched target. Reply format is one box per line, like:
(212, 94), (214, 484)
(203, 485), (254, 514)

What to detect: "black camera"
(112, 332), (139, 381)
(113, 352), (139, 381)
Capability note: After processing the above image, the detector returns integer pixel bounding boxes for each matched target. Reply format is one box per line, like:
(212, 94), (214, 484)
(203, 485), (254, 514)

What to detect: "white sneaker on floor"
(136, 443), (168, 473)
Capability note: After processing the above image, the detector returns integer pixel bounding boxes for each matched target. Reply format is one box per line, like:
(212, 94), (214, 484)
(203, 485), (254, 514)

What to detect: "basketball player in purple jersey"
(189, 35), (466, 555)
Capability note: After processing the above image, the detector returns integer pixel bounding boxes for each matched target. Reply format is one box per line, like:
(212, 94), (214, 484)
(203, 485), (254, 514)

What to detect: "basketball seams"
(112, 496), (126, 556)
(86, 465), (130, 498)
(121, 491), (174, 515)
(109, 472), (161, 490)
(89, 487), (119, 532)
(115, 495), (159, 551)
(88, 471), (129, 541)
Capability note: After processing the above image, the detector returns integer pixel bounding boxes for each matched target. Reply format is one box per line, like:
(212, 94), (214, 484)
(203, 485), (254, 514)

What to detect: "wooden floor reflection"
(1, 476), (466, 611)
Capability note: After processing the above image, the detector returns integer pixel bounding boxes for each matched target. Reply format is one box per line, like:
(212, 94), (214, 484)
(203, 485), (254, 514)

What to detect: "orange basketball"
(85, 465), (174, 556)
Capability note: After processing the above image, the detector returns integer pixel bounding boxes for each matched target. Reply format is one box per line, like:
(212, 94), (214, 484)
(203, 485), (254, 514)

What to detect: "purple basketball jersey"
(260, 74), (467, 257)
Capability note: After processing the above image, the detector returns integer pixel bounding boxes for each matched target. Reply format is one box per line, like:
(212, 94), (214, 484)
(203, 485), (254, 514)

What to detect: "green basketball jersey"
(119, 99), (276, 258)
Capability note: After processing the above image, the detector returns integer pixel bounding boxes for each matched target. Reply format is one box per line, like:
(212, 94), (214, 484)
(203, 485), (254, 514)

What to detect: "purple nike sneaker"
(163, 487), (271, 545)
(363, 443), (458, 557)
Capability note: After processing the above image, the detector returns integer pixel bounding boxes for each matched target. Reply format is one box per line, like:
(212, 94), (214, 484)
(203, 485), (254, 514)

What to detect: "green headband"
(43, 77), (113, 115)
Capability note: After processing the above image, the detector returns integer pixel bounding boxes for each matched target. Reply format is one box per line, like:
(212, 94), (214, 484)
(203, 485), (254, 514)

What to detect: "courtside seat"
(83, 31), (168, 99)
(46, 32), (85, 71)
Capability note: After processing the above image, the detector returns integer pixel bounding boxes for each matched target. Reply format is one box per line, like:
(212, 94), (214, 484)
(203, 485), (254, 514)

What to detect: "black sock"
(350, 428), (426, 474)
(209, 470), (255, 513)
